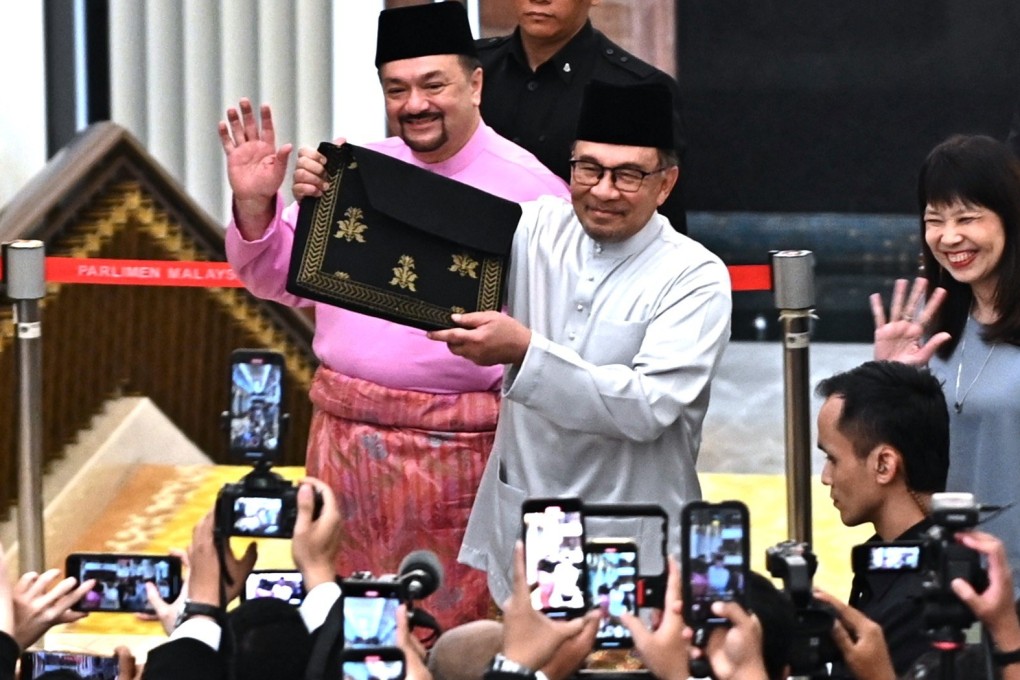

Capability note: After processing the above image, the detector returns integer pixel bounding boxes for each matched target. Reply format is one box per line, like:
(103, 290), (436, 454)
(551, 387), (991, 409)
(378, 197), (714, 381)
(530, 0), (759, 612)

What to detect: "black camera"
(920, 493), (989, 638)
(851, 493), (989, 646)
(766, 540), (841, 677)
(214, 464), (322, 540)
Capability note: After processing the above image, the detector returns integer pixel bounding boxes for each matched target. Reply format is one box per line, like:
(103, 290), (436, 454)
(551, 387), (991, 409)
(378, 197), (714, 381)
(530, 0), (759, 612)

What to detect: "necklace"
(953, 335), (996, 413)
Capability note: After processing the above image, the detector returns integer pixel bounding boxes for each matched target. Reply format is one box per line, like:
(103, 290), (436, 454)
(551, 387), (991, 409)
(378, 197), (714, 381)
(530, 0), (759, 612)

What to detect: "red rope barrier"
(0, 258), (772, 292)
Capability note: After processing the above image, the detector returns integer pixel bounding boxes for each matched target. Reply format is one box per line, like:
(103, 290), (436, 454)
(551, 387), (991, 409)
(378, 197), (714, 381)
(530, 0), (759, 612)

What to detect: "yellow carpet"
(47, 465), (871, 645)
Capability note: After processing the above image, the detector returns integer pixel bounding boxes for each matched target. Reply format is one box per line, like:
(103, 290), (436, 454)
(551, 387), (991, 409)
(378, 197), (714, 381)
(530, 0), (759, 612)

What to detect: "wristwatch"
(489, 654), (533, 676)
(992, 646), (1020, 667)
(173, 600), (225, 630)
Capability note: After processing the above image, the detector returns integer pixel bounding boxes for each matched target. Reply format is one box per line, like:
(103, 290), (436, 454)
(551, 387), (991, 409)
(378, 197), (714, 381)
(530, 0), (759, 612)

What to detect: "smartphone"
(340, 580), (405, 648)
(229, 349), (285, 463)
(521, 497), (588, 620)
(340, 648), (406, 680)
(851, 542), (924, 574)
(67, 552), (183, 614)
(20, 650), (120, 680)
(242, 569), (306, 605)
(680, 500), (749, 627)
(586, 538), (638, 649)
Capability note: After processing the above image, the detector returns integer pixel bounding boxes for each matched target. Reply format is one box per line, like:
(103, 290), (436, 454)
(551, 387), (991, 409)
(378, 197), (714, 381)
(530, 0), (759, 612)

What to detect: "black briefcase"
(287, 142), (522, 330)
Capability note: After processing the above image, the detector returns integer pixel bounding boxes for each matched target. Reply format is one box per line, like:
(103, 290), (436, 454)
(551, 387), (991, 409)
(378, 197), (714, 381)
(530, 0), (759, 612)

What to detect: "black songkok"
(375, 1), (478, 67)
(575, 80), (675, 149)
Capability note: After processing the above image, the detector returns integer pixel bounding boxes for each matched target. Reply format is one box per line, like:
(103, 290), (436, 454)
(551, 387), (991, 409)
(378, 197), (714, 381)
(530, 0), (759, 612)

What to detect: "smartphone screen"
(522, 498), (588, 619)
(340, 649), (406, 680)
(586, 540), (638, 649)
(20, 650), (120, 680)
(243, 570), (306, 605)
(681, 501), (749, 626)
(68, 553), (183, 613)
(341, 581), (403, 648)
(229, 349), (284, 462)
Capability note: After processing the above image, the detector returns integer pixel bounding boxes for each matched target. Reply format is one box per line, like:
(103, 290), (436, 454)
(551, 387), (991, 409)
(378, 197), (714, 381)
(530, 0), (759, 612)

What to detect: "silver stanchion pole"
(772, 250), (816, 544)
(3, 240), (46, 573)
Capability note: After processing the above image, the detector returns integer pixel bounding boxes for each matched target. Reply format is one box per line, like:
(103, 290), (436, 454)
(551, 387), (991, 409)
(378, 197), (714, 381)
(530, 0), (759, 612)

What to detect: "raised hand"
(218, 98), (293, 239)
(870, 277), (951, 365)
(12, 568), (93, 648)
(291, 477), (342, 590)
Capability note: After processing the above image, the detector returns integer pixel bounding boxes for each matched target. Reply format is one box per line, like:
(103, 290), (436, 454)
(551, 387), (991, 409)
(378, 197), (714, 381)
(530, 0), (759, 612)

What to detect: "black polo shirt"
(477, 22), (688, 233)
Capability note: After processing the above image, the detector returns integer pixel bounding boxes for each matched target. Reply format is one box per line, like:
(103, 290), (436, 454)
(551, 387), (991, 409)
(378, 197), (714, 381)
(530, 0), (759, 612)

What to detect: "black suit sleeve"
(0, 632), (18, 680)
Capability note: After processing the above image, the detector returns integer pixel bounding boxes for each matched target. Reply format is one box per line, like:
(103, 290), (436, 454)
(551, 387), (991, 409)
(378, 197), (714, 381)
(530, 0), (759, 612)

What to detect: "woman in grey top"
(871, 134), (1020, 592)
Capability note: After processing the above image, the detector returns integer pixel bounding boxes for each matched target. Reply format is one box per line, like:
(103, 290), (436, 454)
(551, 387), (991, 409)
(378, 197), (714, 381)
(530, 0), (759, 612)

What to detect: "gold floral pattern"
(448, 253), (479, 279)
(451, 306), (466, 314)
(333, 271), (351, 280)
(334, 207), (367, 243)
(389, 255), (418, 292)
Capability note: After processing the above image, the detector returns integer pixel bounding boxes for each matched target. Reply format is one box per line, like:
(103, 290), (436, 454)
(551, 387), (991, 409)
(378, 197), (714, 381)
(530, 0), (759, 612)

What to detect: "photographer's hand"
(690, 601), (769, 680)
(292, 477), (341, 590)
(620, 556), (689, 680)
(188, 510), (257, 607)
(813, 589), (896, 680)
(12, 568), (94, 648)
(138, 547), (189, 635)
(396, 603), (431, 680)
(951, 531), (1020, 657)
(501, 542), (598, 678)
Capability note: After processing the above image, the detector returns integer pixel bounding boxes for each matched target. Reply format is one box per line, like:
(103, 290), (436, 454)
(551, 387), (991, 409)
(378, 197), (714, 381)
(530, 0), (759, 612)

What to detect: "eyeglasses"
(568, 160), (667, 193)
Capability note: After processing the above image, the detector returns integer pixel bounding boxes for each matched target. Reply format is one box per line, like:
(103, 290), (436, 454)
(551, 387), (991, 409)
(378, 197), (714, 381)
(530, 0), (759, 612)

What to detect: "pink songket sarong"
(306, 365), (498, 629)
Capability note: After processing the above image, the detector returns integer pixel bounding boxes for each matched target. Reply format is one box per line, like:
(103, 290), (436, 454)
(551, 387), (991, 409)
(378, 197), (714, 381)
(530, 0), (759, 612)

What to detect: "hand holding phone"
(681, 500), (750, 628)
(67, 553), (183, 614)
(521, 497), (588, 620)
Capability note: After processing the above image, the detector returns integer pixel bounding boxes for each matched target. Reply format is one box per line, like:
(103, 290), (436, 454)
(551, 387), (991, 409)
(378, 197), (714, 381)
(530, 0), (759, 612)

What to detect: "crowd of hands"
(2, 476), (1019, 680)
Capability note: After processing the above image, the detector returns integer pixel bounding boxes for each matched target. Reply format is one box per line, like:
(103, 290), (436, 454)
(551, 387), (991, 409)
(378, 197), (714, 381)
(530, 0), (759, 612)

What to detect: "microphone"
(398, 549), (443, 600)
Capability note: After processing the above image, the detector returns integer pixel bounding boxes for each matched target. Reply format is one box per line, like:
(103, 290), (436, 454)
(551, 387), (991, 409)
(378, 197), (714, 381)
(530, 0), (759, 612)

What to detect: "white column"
(0, 0), (47, 206)
(144, 0), (185, 181)
(257, 0), (296, 148)
(332, 0), (386, 143)
(464, 0), (480, 38)
(220, 0), (260, 220)
(258, 0), (297, 192)
(109, 0), (148, 142)
(296, 0), (333, 149)
(183, 1), (223, 219)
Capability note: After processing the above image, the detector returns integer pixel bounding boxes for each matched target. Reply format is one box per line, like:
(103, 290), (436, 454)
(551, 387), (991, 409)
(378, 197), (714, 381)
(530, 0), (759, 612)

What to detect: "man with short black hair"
(816, 360), (950, 676)
(478, 0), (688, 231)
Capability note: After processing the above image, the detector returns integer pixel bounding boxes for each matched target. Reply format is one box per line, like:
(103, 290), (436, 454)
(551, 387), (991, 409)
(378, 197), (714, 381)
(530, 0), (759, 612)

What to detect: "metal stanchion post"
(772, 250), (816, 544)
(2, 240), (47, 573)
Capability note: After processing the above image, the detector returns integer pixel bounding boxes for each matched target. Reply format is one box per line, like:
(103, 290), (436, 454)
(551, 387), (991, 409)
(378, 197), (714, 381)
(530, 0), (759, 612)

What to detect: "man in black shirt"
(815, 361), (951, 677)
(477, 0), (688, 232)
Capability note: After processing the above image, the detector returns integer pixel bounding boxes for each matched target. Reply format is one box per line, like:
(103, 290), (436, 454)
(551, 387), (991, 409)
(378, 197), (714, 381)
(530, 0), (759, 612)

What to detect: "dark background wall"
(678, 0), (1020, 214)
